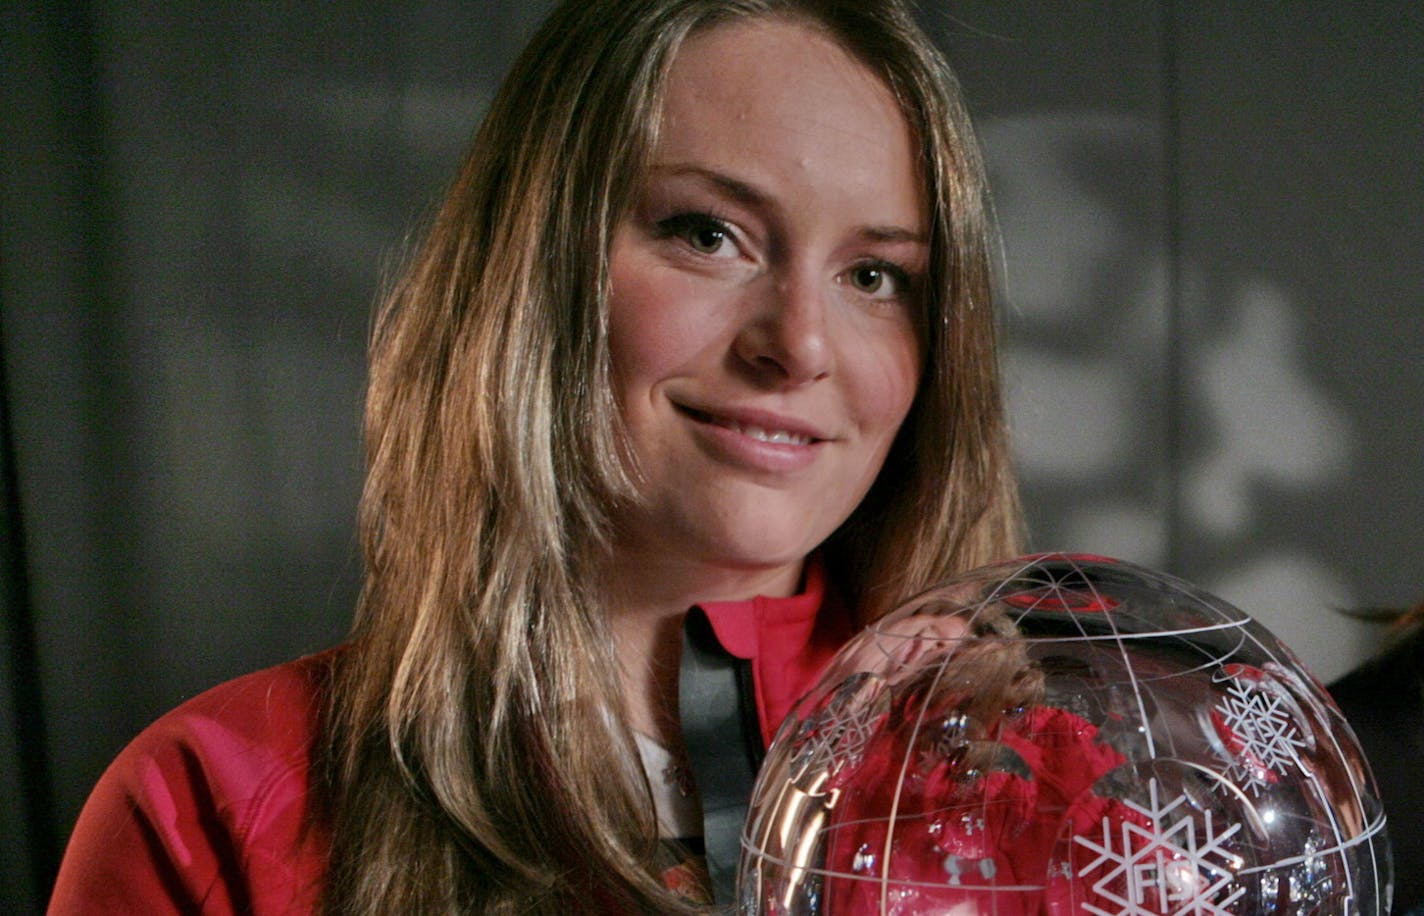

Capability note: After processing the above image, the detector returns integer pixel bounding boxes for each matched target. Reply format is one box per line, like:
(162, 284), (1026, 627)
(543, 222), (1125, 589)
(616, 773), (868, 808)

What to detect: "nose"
(732, 271), (833, 385)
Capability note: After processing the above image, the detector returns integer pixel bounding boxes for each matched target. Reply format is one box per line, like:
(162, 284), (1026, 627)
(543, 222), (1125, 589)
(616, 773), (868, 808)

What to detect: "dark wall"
(942, 2), (1421, 685)
(3, 3), (1419, 911)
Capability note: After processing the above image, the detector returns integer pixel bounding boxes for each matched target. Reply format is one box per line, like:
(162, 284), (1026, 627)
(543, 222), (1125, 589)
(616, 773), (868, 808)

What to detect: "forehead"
(653, 18), (924, 217)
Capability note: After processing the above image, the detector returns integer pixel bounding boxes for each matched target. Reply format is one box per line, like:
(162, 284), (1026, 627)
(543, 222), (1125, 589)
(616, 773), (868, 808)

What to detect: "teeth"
(727, 420), (812, 445)
(686, 406), (817, 445)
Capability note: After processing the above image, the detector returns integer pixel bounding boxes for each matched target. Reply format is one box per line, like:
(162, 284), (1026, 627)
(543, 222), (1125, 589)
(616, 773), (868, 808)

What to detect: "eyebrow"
(655, 164), (768, 207)
(859, 225), (927, 245)
(649, 164), (929, 245)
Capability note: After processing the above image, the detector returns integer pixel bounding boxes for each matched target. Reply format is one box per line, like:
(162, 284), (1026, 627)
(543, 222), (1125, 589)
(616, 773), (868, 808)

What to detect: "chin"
(639, 496), (848, 587)
(701, 527), (825, 579)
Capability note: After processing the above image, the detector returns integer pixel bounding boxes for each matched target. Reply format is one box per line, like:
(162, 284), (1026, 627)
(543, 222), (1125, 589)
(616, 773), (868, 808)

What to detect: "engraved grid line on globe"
(1215, 675), (1307, 792)
(1012, 575), (1073, 614)
(1074, 779), (1245, 916)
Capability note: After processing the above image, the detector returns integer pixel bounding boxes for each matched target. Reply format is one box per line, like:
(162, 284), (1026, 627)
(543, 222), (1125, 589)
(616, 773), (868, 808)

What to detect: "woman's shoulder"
(49, 649), (341, 914)
(147, 648), (338, 748)
(116, 648), (340, 800)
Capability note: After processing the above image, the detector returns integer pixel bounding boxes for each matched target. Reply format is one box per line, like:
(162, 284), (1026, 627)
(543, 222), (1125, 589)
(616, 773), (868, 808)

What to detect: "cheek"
(851, 329), (923, 443)
(607, 253), (710, 397)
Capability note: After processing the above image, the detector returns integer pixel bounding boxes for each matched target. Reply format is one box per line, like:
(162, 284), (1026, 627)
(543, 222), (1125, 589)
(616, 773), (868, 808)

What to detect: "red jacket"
(48, 652), (333, 914)
(48, 566), (851, 914)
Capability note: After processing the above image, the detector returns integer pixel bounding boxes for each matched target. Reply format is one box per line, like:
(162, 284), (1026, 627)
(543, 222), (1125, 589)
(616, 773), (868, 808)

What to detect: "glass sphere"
(738, 554), (1390, 914)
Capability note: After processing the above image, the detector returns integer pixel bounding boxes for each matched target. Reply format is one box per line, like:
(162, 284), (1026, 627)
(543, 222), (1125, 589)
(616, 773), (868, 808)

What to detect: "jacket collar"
(694, 557), (853, 747)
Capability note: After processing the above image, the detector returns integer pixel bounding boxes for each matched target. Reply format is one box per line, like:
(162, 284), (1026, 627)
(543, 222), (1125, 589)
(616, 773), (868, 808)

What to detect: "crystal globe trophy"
(738, 554), (1391, 914)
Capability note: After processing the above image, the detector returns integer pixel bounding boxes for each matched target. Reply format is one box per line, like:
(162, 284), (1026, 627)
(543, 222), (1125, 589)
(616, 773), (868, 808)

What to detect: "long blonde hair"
(319, 1), (1021, 912)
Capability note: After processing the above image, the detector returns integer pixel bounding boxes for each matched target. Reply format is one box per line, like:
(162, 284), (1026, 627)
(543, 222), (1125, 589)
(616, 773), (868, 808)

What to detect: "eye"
(848, 262), (908, 300)
(687, 223), (727, 254)
(657, 213), (738, 259)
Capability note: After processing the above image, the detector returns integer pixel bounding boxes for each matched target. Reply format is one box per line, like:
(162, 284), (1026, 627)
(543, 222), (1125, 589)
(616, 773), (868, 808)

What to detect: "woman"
(49, 0), (1020, 912)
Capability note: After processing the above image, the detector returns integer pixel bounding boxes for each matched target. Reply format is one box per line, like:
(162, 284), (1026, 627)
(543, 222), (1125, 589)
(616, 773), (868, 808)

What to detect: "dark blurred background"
(3, 3), (1420, 911)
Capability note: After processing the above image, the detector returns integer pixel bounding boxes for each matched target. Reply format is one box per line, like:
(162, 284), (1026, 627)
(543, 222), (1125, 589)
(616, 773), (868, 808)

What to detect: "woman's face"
(607, 18), (926, 597)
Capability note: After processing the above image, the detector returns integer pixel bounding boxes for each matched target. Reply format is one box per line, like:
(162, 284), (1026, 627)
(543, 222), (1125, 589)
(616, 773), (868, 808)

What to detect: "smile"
(716, 419), (814, 446)
(678, 405), (823, 447)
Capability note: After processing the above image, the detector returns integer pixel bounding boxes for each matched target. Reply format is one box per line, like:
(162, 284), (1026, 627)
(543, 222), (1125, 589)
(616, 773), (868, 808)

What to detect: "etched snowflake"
(789, 674), (883, 781)
(1075, 779), (1246, 915)
(1211, 667), (1308, 793)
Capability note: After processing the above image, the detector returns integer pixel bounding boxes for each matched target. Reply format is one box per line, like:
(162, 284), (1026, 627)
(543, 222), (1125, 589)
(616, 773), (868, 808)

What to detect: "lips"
(731, 423), (812, 446)
(676, 403), (827, 447)
(706, 415), (815, 446)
